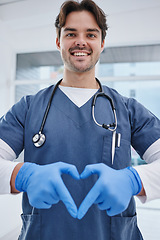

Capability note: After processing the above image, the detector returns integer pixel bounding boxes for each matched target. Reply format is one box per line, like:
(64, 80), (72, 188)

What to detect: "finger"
(94, 194), (103, 205)
(59, 162), (80, 180)
(46, 188), (60, 205)
(77, 182), (100, 219)
(37, 202), (52, 209)
(55, 178), (78, 218)
(80, 164), (102, 179)
(107, 208), (119, 216)
(29, 198), (52, 209)
(28, 189), (59, 209)
(106, 204), (126, 216)
(94, 195), (111, 211)
(97, 201), (110, 211)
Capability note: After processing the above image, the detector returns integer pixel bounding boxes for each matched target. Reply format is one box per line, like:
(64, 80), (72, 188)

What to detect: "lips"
(69, 48), (92, 56)
(73, 52), (88, 56)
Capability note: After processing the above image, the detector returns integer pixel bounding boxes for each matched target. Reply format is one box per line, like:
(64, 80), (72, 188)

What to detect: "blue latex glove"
(15, 161), (80, 218)
(77, 163), (142, 219)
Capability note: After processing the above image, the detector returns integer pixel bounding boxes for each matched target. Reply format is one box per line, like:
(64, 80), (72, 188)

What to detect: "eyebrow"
(63, 28), (77, 32)
(63, 27), (100, 33)
(87, 28), (100, 33)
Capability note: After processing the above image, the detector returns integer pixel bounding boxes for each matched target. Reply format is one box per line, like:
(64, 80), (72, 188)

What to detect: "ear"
(101, 39), (105, 53)
(56, 37), (60, 50)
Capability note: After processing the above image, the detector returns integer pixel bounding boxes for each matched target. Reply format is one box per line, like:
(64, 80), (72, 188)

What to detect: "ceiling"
(0, 0), (160, 31)
(0, 0), (25, 6)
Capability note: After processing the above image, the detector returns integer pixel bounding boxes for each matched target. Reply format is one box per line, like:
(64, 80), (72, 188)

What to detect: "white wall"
(0, 21), (15, 116)
(107, 7), (160, 47)
(0, 21), (22, 238)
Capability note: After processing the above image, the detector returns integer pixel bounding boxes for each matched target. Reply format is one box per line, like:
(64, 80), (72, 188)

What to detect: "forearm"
(0, 158), (20, 194)
(134, 138), (160, 202)
(134, 159), (160, 202)
(0, 139), (22, 194)
(10, 162), (24, 193)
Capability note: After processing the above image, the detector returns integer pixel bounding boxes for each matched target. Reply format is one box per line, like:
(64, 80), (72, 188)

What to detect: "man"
(0, 0), (160, 239)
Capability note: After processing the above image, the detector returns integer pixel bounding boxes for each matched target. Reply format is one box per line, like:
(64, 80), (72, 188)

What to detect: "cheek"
(90, 41), (103, 52)
(61, 49), (66, 58)
(60, 38), (73, 50)
(61, 49), (70, 62)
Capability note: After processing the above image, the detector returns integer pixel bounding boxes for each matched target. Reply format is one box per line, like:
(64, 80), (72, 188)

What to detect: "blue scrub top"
(1, 83), (160, 240)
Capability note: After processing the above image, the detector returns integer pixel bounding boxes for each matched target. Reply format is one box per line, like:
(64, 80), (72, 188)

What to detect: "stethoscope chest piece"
(32, 132), (46, 147)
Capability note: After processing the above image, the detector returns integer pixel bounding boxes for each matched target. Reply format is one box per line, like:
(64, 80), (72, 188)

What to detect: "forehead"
(62, 10), (101, 32)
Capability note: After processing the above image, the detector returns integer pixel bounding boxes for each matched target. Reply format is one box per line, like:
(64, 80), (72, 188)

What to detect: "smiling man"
(1, 0), (160, 240)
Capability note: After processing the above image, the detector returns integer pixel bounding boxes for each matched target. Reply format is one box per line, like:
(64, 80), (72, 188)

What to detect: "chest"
(24, 88), (132, 170)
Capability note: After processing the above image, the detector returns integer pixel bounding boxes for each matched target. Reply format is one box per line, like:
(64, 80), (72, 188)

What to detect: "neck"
(60, 68), (99, 89)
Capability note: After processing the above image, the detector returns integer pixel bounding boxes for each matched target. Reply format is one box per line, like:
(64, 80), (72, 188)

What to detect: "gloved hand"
(77, 163), (142, 219)
(15, 161), (80, 218)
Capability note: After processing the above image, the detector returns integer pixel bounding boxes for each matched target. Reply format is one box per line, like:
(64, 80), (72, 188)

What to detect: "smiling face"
(56, 10), (105, 74)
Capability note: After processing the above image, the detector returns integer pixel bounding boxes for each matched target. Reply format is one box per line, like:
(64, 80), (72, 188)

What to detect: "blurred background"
(0, 0), (160, 239)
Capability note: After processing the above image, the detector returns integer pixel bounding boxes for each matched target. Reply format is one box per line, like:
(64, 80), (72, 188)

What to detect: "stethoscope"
(32, 78), (118, 164)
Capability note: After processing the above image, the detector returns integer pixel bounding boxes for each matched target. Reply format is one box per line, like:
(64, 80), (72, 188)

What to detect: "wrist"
(127, 166), (142, 195)
(15, 162), (36, 192)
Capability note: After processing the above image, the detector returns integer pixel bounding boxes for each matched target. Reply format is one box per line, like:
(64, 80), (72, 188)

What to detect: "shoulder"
(0, 85), (54, 131)
(0, 85), (54, 157)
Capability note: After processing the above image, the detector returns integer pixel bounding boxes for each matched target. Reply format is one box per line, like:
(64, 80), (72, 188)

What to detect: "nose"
(75, 36), (86, 47)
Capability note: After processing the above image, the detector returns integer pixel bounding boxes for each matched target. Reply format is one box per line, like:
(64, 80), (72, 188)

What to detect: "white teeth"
(73, 52), (88, 56)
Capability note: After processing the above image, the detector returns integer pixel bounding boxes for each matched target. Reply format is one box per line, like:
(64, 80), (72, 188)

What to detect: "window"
(15, 51), (63, 102)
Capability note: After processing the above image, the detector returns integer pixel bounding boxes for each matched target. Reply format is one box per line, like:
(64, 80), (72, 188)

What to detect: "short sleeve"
(0, 96), (31, 157)
(127, 98), (160, 158)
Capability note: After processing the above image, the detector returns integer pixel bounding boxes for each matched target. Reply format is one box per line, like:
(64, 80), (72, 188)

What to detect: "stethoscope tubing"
(39, 79), (63, 134)
(32, 78), (117, 147)
(91, 85), (117, 132)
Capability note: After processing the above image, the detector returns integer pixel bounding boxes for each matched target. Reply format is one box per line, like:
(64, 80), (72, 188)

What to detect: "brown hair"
(55, 0), (108, 42)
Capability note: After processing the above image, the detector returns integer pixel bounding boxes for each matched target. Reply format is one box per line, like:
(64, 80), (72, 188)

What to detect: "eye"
(66, 33), (76, 37)
(87, 33), (96, 38)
